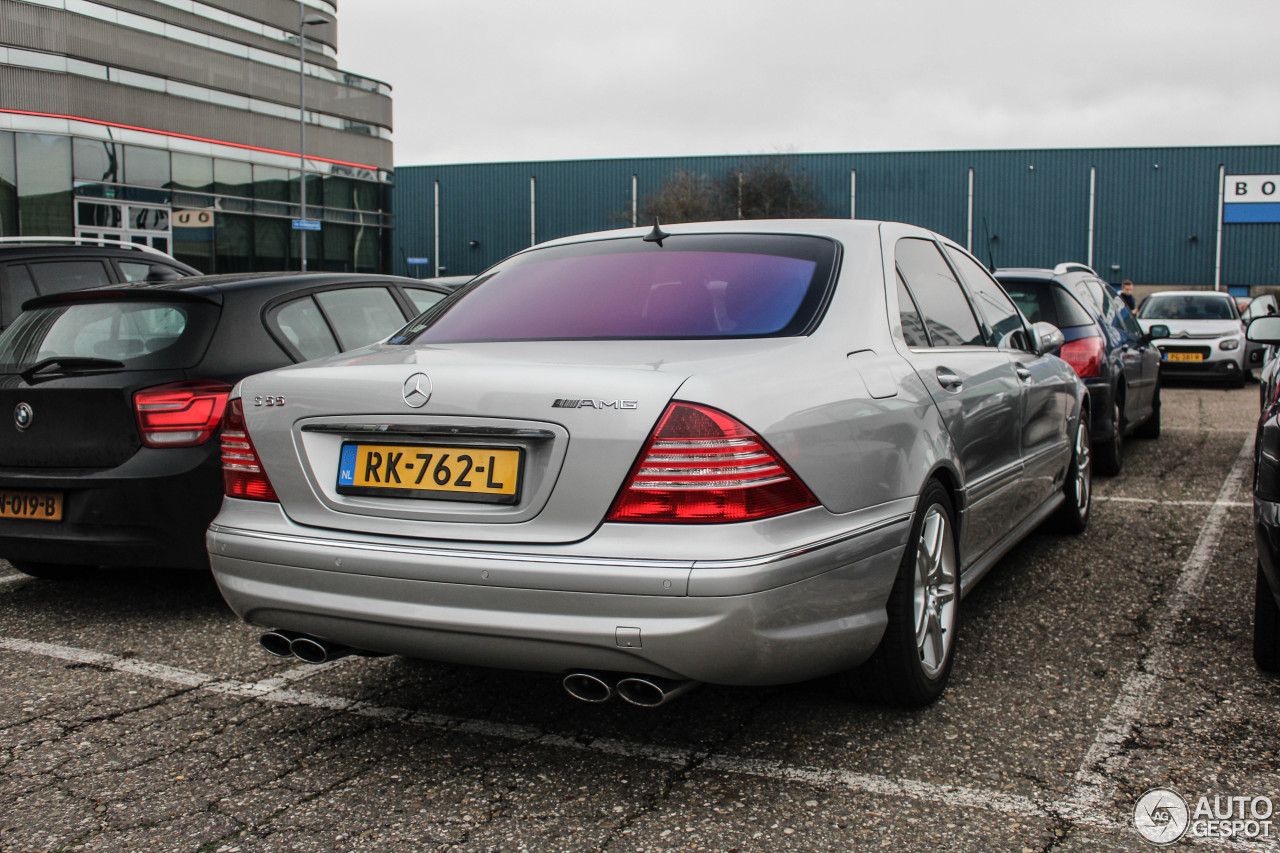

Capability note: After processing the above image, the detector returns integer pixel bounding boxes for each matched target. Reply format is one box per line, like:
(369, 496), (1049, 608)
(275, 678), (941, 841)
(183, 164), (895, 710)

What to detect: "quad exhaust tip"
(259, 630), (352, 664)
(562, 672), (700, 707)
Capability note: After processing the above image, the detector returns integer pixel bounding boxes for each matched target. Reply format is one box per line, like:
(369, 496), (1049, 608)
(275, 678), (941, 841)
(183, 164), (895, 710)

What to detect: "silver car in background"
(1137, 290), (1248, 387)
(209, 220), (1089, 708)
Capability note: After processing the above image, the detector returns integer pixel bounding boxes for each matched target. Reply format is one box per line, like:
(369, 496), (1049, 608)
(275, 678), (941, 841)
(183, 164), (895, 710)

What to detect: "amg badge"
(552, 399), (638, 410)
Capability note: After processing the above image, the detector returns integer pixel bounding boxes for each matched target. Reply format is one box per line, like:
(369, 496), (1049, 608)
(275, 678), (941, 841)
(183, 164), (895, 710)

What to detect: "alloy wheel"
(913, 505), (958, 678)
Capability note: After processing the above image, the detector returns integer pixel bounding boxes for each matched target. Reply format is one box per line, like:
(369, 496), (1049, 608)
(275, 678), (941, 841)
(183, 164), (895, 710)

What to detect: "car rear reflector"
(606, 402), (819, 523)
(1059, 335), (1105, 379)
(134, 380), (231, 447)
(220, 398), (278, 502)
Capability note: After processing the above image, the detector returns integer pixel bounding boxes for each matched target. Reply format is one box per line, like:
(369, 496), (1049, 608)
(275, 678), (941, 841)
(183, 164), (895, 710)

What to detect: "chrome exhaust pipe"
(616, 676), (700, 707)
(562, 672), (616, 703)
(288, 635), (351, 664)
(259, 629), (301, 658)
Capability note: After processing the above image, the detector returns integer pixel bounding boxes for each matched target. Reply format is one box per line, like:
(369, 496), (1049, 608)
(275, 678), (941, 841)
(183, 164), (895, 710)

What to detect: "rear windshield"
(391, 234), (837, 343)
(999, 280), (1096, 329)
(1138, 294), (1238, 321)
(0, 299), (219, 371)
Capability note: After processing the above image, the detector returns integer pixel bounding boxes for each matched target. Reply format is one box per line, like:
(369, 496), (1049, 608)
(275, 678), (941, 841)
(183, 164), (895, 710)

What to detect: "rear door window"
(895, 238), (984, 347)
(404, 287), (446, 315)
(393, 234), (836, 343)
(27, 260), (112, 295)
(273, 296), (340, 360)
(313, 287), (406, 349)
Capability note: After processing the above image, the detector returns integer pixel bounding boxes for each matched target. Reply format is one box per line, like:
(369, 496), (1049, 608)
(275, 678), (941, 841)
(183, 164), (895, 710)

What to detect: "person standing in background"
(1118, 279), (1136, 311)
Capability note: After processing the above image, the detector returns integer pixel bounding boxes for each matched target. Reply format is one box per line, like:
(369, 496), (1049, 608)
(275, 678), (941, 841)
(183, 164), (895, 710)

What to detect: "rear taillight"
(1058, 336), (1105, 379)
(134, 380), (231, 447)
(220, 398), (278, 502)
(606, 402), (819, 523)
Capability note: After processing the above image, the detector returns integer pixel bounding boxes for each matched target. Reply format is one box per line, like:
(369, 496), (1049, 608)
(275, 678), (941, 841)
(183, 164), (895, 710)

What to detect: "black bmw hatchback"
(0, 272), (453, 578)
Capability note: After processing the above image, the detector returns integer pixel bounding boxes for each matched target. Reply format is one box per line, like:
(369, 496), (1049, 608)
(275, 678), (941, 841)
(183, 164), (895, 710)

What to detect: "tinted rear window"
(999, 280), (1095, 329)
(0, 300), (219, 371)
(392, 234), (837, 343)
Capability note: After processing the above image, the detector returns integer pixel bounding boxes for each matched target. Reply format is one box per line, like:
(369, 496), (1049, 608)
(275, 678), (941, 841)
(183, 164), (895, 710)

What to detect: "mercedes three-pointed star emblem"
(402, 373), (432, 408)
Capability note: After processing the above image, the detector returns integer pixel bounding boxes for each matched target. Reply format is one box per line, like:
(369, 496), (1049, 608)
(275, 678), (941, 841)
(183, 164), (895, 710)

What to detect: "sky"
(336, 0), (1280, 168)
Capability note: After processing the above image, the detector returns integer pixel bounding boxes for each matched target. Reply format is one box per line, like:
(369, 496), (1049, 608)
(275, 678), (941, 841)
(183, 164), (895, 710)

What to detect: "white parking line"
(0, 634), (1268, 850)
(1068, 434), (1255, 814)
(1094, 496), (1253, 509)
(1164, 427), (1255, 434)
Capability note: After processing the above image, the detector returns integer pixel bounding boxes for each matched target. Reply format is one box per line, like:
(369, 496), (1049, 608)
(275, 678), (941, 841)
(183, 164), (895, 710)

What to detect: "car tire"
(1053, 416), (1092, 534)
(1095, 396), (1124, 476)
(1256, 562), (1280, 673)
(8, 561), (94, 581)
(857, 480), (959, 707)
(1134, 386), (1161, 439)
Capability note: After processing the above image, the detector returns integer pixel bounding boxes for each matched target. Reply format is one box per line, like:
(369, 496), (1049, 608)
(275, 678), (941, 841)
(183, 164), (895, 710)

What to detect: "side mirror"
(1032, 321), (1065, 355)
(1247, 315), (1280, 345)
(1146, 323), (1171, 341)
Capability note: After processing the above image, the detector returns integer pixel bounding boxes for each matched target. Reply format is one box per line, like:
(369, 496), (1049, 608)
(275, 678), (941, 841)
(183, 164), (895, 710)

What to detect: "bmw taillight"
(134, 380), (231, 447)
(1058, 336), (1105, 379)
(220, 398), (278, 502)
(606, 402), (819, 523)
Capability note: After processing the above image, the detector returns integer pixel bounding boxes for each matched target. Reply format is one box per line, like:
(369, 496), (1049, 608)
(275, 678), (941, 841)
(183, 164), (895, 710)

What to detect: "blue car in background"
(996, 264), (1164, 475)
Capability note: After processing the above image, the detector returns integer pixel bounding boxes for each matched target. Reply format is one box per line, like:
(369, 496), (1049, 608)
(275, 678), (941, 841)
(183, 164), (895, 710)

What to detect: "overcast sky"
(336, 1), (1278, 167)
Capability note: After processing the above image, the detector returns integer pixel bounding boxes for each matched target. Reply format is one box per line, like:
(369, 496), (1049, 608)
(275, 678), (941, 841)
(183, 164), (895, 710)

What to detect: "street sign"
(406, 257), (430, 265)
(291, 219), (322, 231)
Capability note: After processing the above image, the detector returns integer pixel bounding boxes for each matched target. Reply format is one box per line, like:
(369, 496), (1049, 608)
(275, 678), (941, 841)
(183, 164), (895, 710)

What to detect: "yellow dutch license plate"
(0, 490), (63, 522)
(1166, 352), (1204, 362)
(336, 443), (522, 504)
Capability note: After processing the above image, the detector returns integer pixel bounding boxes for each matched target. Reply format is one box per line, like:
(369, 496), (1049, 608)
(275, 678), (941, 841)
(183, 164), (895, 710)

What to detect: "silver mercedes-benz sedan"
(209, 220), (1090, 708)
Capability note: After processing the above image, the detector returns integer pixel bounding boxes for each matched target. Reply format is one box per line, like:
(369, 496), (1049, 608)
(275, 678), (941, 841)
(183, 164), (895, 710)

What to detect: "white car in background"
(1137, 291), (1248, 387)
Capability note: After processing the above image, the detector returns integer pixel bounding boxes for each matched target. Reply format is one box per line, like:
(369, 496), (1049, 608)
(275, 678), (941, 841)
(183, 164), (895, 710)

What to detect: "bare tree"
(637, 160), (825, 225)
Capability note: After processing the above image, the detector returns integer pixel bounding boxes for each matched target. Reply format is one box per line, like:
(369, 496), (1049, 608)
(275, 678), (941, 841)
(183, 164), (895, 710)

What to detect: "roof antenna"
(643, 217), (670, 247)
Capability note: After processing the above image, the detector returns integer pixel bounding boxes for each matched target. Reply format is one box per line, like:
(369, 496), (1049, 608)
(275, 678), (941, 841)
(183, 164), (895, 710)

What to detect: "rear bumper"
(208, 500), (912, 686)
(1157, 350), (1246, 379)
(0, 448), (222, 570)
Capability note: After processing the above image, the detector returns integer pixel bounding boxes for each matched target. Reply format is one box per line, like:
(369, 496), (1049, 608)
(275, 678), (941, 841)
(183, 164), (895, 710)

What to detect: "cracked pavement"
(0, 384), (1277, 852)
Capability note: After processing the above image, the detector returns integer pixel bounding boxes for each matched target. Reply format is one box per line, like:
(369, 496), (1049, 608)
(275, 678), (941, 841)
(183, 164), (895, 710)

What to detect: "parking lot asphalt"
(1, 383), (1277, 852)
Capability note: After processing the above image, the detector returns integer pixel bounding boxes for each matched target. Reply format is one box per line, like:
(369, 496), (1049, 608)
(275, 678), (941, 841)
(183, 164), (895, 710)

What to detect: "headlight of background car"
(1220, 338), (1241, 350)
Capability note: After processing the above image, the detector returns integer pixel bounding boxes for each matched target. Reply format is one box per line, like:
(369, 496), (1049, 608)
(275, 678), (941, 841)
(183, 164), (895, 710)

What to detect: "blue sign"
(291, 219), (322, 231)
(406, 257), (431, 265)
(1223, 203), (1280, 224)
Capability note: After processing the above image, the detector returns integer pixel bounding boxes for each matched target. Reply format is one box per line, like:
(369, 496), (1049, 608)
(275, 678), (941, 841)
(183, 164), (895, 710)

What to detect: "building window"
(16, 133), (72, 236)
(0, 132), (17, 237)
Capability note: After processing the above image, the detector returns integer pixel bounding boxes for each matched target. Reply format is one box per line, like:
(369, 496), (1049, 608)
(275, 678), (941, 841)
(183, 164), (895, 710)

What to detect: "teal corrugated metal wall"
(392, 146), (1280, 286)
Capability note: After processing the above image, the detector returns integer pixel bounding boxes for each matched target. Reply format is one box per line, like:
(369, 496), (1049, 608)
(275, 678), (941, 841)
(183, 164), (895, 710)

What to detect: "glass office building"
(0, 0), (393, 274)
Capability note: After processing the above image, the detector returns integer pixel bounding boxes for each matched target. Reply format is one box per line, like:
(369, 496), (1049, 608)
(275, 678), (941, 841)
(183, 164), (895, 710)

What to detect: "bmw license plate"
(1166, 352), (1204, 362)
(336, 443), (522, 504)
(0, 490), (63, 522)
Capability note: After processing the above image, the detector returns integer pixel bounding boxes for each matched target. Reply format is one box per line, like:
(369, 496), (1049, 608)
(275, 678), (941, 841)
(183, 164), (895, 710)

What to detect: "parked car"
(0, 237), (199, 330)
(208, 220), (1089, 708)
(1137, 290), (1249, 387)
(1245, 315), (1280, 673)
(0, 272), (455, 578)
(996, 265), (1163, 475)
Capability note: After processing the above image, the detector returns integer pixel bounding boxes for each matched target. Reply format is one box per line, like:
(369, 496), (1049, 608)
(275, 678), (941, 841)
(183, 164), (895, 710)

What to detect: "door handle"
(1015, 365), (1033, 382)
(936, 367), (963, 390)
